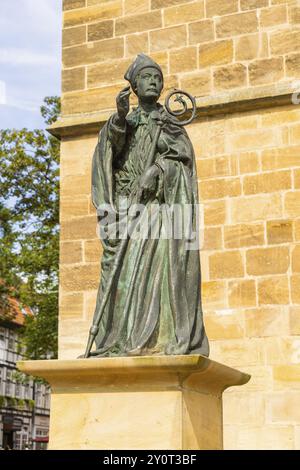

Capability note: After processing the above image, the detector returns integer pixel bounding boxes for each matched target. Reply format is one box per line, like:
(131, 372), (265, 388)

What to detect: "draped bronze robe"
(91, 104), (209, 357)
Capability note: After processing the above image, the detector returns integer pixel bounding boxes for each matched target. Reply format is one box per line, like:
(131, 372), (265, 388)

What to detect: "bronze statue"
(83, 54), (209, 358)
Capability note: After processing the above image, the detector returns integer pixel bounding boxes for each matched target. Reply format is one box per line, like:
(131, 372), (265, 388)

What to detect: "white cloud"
(0, 1), (61, 41)
(0, 1), (62, 129)
(0, 48), (57, 66)
(8, 99), (40, 113)
(0, 81), (6, 105)
(13, 0), (62, 34)
(23, 0), (62, 34)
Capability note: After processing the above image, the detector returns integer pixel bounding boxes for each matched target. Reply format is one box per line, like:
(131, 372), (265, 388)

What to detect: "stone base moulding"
(18, 355), (250, 450)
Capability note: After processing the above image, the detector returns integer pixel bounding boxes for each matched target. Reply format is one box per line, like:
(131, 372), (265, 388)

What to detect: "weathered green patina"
(83, 54), (209, 358)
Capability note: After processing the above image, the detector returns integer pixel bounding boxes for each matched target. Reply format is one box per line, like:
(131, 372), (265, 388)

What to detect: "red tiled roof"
(6, 297), (32, 326)
(0, 288), (33, 326)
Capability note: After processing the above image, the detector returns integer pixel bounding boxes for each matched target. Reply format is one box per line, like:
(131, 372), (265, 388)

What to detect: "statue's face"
(135, 67), (163, 102)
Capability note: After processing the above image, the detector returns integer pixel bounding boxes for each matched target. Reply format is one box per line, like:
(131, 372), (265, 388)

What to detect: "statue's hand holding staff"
(136, 165), (160, 202)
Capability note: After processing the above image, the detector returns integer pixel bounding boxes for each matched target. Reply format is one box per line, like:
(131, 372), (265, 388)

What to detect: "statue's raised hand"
(116, 86), (131, 123)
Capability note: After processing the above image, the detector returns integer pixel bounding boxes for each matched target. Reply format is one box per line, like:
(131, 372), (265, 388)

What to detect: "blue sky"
(0, 0), (62, 130)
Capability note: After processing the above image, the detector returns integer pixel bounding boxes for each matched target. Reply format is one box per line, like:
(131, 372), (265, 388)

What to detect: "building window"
(0, 329), (6, 360)
(15, 383), (22, 398)
(14, 432), (22, 450)
(25, 386), (31, 400)
(21, 434), (29, 450)
(0, 369), (4, 396)
(5, 381), (12, 396)
(0, 329), (5, 345)
(8, 332), (15, 350)
(45, 392), (51, 409)
(5, 370), (12, 396)
(35, 391), (43, 408)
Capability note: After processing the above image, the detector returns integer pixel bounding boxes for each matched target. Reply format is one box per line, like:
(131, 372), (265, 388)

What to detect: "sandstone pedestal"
(18, 355), (250, 450)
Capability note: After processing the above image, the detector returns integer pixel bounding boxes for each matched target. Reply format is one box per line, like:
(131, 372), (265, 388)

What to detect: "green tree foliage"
(0, 96), (60, 359)
(0, 203), (20, 314)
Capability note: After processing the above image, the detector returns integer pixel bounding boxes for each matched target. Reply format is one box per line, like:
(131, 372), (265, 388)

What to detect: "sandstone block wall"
(62, 0), (300, 113)
(190, 104), (300, 450)
(57, 0), (300, 449)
